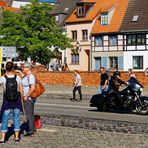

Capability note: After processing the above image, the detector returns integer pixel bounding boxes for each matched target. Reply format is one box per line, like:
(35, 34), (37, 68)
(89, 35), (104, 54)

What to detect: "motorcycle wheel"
(96, 106), (102, 111)
(136, 98), (148, 115)
(97, 104), (109, 112)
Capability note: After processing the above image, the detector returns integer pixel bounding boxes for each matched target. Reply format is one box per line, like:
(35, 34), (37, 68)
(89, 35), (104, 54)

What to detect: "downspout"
(90, 34), (92, 71)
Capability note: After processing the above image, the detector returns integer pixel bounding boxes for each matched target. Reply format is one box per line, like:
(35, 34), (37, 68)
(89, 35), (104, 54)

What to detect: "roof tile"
(66, 0), (107, 23)
(0, 1), (7, 7)
(91, 0), (129, 34)
(120, 0), (148, 32)
(3, 7), (21, 12)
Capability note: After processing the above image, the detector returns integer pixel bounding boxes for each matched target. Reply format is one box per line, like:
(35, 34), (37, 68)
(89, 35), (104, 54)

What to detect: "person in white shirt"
(72, 70), (82, 102)
(15, 62), (36, 136)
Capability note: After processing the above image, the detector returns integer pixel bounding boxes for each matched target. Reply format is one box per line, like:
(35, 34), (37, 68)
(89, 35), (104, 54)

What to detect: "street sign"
(0, 47), (2, 63)
(2, 47), (16, 58)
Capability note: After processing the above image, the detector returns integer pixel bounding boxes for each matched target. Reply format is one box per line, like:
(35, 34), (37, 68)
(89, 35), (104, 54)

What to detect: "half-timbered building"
(120, 0), (148, 71)
(91, 0), (128, 71)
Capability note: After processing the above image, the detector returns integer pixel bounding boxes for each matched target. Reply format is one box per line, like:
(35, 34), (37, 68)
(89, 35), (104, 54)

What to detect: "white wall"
(123, 51), (148, 71)
(91, 51), (123, 70)
(65, 19), (96, 71)
(12, 1), (31, 8)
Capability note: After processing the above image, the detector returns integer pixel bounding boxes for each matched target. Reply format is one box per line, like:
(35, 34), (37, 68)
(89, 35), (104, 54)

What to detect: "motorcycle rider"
(109, 71), (125, 107)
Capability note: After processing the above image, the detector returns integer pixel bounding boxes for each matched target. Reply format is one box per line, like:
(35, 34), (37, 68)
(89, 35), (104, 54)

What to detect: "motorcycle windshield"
(127, 77), (143, 91)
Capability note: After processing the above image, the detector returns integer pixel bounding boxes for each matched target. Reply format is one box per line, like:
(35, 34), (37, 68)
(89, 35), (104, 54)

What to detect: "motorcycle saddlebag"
(90, 94), (105, 105)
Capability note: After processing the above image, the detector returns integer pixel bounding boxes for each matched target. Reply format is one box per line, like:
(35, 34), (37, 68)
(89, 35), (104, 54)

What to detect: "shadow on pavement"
(4, 122), (28, 142)
(88, 109), (135, 115)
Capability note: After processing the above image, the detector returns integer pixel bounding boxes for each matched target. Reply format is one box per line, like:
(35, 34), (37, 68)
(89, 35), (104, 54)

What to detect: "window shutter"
(118, 56), (123, 70)
(101, 57), (107, 68)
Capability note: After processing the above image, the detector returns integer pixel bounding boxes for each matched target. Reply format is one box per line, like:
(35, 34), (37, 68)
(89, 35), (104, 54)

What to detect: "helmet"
(113, 71), (121, 77)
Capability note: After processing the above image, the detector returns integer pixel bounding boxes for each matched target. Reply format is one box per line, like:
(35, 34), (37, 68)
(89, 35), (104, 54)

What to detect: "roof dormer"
(76, 2), (95, 18)
(100, 4), (115, 26)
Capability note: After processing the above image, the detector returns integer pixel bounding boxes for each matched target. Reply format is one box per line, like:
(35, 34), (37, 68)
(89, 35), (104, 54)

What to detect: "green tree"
(0, 0), (72, 64)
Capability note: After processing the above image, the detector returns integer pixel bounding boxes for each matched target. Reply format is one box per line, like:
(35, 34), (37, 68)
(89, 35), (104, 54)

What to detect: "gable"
(91, 0), (129, 34)
(66, 0), (107, 24)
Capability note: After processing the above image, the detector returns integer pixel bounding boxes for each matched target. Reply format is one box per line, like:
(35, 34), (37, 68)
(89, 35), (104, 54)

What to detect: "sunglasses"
(22, 66), (29, 68)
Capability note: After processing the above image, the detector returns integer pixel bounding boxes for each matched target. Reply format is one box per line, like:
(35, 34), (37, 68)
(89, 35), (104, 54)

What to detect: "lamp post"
(76, 41), (81, 52)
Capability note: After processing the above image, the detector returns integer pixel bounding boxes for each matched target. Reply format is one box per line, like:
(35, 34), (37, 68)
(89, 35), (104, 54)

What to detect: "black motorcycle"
(90, 77), (148, 115)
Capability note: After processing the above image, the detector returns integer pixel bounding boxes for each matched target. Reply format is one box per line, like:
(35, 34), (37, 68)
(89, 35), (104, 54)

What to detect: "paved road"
(0, 85), (148, 147)
(33, 98), (148, 124)
(1, 125), (148, 148)
(0, 84), (148, 124)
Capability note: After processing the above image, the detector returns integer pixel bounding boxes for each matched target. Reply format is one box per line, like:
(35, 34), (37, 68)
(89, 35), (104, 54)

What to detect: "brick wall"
(34, 70), (148, 87)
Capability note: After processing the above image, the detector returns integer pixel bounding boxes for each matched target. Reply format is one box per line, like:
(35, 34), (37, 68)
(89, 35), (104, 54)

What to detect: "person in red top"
(63, 63), (69, 71)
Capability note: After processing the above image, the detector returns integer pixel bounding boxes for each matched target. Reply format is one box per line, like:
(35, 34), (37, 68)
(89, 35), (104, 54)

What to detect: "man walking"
(72, 70), (82, 102)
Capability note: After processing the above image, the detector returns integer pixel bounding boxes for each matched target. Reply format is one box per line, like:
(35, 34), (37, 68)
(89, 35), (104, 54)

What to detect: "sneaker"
(0, 140), (5, 144)
(15, 139), (20, 144)
(69, 98), (78, 102)
(78, 99), (82, 102)
(69, 98), (75, 102)
(73, 98), (78, 102)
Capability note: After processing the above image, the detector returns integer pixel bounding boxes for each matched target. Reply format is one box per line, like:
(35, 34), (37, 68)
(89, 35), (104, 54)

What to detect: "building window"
(131, 15), (139, 22)
(71, 53), (79, 64)
(82, 30), (88, 40)
(109, 57), (118, 69)
(133, 56), (143, 69)
(101, 14), (108, 25)
(64, 8), (69, 13)
(109, 35), (117, 45)
(137, 34), (146, 45)
(127, 34), (146, 45)
(94, 57), (101, 71)
(95, 36), (103, 46)
(71, 31), (77, 41)
(77, 5), (85, 17)
(55, 15), (60, 22)
(127, 35), (136, 45)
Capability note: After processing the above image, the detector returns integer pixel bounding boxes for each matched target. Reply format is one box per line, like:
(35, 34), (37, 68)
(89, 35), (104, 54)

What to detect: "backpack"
(4, 75), (20, 102)
(28, 74), (45, 98)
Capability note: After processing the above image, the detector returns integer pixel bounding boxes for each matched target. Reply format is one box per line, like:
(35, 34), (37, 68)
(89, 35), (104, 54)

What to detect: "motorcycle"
(90, 77), (148, 115)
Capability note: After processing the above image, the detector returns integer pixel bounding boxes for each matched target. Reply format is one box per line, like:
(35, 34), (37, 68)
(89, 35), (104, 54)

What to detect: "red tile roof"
(0, 1), (7, 7)
(3, 7), (21, 12)
(66, 0), (107, 23)
(100, 2), (116, 13)
(91, 0), (129, 34)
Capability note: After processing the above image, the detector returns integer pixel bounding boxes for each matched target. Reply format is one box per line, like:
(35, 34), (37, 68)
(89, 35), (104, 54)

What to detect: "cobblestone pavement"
(40, 114), (148, 135)
(1, 125), (148, 148)
(0, 85), (148, 147)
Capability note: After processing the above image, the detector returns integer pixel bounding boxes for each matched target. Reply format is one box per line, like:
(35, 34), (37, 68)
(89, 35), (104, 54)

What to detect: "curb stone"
(38, 114), (148, 135)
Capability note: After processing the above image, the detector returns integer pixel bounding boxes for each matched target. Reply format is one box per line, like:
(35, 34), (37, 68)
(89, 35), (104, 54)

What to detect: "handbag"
(28, 74), (45, 98)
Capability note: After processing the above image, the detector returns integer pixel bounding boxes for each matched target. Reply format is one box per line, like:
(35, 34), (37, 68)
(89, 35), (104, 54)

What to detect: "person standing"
(17, 62), (36, 136)
(128, 68), (136, 78)
(98, 67), (109, 94)
(0, 62), (23, 144)
(72, 70), (82, 101)
(144, 67), (148, 76)
(63, 63), (69, 71)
